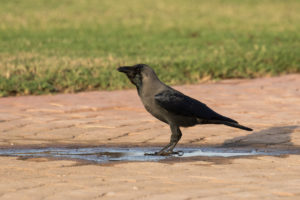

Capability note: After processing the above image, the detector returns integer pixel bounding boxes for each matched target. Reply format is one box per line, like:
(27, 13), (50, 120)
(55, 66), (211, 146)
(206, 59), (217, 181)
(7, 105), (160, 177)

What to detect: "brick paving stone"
(0, 74), (299, 148)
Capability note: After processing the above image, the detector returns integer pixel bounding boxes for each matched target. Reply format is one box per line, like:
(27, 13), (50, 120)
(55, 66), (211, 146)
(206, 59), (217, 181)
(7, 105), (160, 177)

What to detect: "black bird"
(118, 64), (252, 155)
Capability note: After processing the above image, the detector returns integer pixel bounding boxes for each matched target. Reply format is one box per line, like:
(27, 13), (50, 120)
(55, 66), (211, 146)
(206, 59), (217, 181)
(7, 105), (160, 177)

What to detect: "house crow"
(118, 64), (252, 155)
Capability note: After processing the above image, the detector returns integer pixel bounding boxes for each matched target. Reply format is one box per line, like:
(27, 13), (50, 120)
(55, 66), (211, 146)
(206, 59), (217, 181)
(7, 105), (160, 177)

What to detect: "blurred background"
(0, 0), (299, 97)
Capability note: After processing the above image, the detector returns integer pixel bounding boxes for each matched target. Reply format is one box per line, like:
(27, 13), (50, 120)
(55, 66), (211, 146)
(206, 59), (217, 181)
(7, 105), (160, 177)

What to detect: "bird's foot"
(144, 150), (184, 156)
(171, 151), (184, 156)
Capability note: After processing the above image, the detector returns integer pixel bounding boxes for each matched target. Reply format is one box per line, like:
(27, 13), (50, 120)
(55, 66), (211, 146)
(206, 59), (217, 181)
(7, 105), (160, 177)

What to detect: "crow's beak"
(117, 66), (134, 74)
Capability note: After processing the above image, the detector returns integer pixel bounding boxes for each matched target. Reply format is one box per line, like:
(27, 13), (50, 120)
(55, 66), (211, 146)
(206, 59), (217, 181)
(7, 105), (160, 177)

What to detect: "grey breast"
(141, 94), (170, 124)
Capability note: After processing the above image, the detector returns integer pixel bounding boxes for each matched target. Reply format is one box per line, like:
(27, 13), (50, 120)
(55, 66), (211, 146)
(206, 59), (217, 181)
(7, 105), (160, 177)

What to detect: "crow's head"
(118, 64), (158, 88)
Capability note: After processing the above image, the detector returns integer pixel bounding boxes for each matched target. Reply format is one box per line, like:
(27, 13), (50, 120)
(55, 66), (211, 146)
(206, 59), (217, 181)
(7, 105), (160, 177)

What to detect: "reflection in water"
(0, 147), (299, 164)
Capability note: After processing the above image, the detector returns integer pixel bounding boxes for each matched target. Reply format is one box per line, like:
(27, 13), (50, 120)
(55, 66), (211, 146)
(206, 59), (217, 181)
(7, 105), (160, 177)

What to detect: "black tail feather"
(222, 121), (253, 131)
(207, 120), (253, 131)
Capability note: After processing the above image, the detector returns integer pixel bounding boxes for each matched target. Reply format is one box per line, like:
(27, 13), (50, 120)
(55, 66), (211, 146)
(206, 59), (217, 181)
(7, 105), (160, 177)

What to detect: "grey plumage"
(118, 64), (252, 155)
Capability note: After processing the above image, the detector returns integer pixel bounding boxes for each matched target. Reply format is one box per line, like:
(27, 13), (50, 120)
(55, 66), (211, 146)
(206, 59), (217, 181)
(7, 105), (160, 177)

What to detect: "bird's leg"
(156, 124), (182, 156)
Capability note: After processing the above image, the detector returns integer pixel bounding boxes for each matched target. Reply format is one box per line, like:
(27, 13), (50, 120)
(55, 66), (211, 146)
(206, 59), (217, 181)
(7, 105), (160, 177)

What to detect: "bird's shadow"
(222, 125), (300, 149)
(180, 125), (300, 166)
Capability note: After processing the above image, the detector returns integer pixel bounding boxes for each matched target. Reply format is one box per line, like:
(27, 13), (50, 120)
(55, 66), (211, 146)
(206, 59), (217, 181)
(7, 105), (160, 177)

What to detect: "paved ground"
(0, 74), (300, 199)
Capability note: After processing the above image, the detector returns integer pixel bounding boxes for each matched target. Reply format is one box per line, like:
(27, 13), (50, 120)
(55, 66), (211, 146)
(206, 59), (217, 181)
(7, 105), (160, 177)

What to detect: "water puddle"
(0, 147), (298, 164)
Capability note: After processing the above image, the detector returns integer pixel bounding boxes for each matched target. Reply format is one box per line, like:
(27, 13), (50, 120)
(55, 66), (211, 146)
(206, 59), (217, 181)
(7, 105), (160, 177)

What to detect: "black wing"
(155, 89), (237, 123)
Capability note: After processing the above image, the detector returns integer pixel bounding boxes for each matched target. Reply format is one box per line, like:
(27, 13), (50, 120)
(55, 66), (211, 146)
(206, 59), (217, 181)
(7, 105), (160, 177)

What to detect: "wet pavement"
(1, 146), (299, 163)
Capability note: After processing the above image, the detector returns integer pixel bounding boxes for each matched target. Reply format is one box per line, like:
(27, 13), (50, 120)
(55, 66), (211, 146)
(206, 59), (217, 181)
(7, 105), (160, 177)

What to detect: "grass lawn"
(0, 0), (299, 96)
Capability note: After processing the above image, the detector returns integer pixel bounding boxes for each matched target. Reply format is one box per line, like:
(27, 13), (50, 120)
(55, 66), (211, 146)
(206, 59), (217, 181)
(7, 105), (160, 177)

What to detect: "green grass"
(0, 0), (299, 96)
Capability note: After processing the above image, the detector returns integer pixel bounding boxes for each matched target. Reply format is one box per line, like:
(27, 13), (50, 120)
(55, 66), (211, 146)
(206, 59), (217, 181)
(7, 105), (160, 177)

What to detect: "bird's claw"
(173, 151), (184, 156)
(144, 150), (184, 156)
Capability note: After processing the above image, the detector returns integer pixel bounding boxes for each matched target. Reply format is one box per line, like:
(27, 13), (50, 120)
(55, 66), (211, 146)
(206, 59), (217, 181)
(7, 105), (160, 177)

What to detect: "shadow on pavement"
(222, 126), (299, 148)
